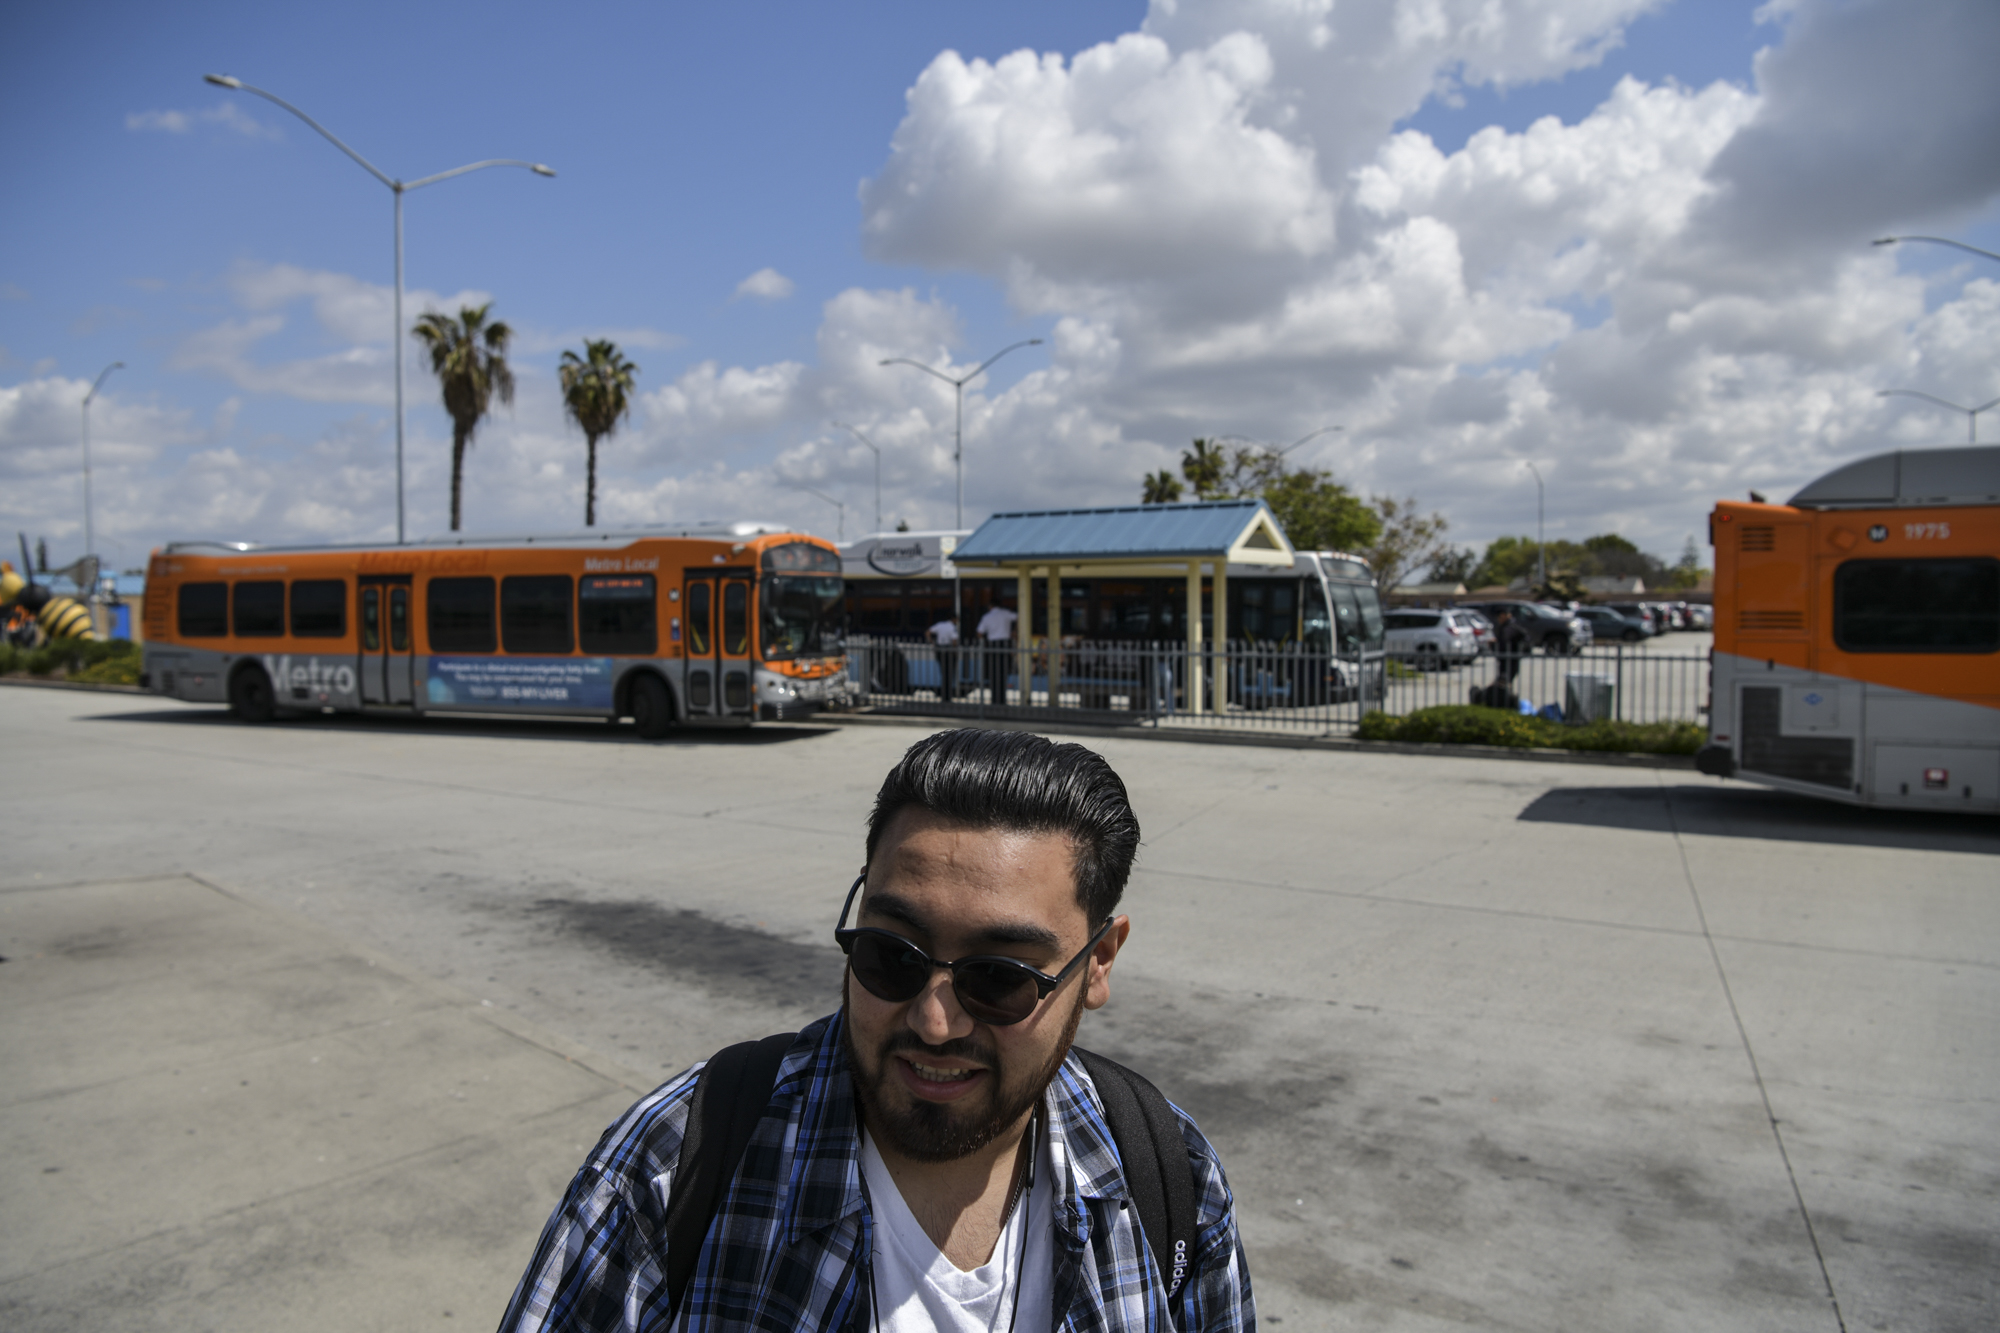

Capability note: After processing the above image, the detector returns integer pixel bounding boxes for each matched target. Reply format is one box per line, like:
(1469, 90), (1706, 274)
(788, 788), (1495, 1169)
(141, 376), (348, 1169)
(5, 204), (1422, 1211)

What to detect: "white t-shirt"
(976, 606), (1018, 642)
(929, 619), (960, 646)
(859, 1126), (1053, 1333)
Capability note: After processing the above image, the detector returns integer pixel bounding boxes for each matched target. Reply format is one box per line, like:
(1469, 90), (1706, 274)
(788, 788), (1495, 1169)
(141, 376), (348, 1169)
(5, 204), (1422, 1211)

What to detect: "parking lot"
(3, 685), (1994, 1332)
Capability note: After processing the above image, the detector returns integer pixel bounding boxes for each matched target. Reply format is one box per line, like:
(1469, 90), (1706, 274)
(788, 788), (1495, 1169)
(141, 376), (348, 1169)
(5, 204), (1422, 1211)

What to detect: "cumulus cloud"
(733, 268), (796, 301)
(59, 0), (2000, 559)
(125, 103), (280, 139)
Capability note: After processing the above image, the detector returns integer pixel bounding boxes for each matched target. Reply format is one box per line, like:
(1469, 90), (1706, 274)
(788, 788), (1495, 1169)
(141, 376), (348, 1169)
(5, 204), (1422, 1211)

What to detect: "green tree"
(412, 303), (515, 532)
(559, 339), (640, 527)
(1141, 469), (1184, 504)
(1366, 495), (1450, 594)
(1180, 438), (1229, 499)
(1426, 545), (1478, 583)
(1260, 468), (1382, 551)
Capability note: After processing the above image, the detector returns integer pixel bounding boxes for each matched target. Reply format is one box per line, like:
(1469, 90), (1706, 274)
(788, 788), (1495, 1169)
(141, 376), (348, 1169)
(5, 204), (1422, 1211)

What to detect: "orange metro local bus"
(140, 525), (849, 735)
(1698, 445), (1999, 812)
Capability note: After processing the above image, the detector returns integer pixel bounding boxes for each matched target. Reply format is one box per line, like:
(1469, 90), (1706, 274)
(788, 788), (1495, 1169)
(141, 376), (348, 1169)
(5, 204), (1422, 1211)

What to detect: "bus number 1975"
(1904, 522), (1951, 540)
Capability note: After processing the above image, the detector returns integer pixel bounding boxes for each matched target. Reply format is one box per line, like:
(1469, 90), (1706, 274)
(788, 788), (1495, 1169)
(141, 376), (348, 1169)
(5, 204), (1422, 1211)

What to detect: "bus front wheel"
(229, 665), (277, 723)
(629, 673), (675, 740)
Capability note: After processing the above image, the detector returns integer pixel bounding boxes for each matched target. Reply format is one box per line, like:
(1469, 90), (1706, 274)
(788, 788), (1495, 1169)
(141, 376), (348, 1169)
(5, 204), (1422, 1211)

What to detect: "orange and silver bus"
(140, 524), (848, 735)
(1697, 445), (1998, 812)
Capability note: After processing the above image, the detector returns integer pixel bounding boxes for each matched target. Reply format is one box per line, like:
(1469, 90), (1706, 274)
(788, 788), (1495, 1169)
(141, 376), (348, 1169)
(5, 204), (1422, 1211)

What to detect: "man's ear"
(1083, 915), (1130, 1011)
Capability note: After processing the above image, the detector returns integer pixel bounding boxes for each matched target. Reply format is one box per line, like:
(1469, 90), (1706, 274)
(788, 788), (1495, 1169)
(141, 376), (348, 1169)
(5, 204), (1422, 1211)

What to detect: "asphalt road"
(4, 685), (1995, 1332)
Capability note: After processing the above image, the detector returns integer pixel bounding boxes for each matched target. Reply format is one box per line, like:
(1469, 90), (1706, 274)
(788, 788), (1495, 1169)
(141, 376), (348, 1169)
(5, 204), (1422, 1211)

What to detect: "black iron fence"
(840, 635), (1709, 737)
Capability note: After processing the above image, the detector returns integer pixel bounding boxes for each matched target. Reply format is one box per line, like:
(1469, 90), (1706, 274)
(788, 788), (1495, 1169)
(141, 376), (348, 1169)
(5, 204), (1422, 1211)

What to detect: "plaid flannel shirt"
(498, 1012), (1255, 1333)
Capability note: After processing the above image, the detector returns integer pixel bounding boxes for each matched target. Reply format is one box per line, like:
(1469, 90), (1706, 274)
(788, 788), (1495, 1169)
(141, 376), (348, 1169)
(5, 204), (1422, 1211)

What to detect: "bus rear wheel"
(629, 673), (675, 740)
(229, 665), (277, 723)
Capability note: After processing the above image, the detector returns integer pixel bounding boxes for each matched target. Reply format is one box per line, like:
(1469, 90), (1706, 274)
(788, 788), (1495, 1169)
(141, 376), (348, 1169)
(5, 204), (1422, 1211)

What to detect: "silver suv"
(1383, 609), (1481, 666)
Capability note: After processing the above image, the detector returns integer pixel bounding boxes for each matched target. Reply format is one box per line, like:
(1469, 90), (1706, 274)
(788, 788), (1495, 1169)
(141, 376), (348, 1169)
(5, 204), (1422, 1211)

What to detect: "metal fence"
(841, 634), (1709, 737)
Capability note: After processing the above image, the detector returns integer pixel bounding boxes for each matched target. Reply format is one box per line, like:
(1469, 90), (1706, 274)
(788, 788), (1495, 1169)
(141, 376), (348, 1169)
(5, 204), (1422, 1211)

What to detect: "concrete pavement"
(2, 684), (1995, 1331)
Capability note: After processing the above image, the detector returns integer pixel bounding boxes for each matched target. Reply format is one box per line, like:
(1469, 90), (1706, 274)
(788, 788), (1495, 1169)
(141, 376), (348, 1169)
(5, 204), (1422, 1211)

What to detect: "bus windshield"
(761, 575), (844, 659)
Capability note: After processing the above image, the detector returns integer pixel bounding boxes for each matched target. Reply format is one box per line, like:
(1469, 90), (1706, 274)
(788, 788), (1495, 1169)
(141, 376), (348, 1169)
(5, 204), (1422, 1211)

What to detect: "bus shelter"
(950, 500), (1295, 714)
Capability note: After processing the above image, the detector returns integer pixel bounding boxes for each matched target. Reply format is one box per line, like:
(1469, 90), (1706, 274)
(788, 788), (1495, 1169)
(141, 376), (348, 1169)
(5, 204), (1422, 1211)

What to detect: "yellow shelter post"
(1185, 560), (1203, 715)
(1015, 565), (1032, 707)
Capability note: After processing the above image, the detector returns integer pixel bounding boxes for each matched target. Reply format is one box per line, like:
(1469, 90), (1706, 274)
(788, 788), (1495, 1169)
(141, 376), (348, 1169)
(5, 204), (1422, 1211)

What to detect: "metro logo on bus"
(261, 654), (357, 698)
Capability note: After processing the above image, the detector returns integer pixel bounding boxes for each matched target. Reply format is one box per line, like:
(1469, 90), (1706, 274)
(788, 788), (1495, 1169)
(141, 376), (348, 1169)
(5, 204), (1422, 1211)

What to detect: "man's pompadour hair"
(865, 728), (1140, 922)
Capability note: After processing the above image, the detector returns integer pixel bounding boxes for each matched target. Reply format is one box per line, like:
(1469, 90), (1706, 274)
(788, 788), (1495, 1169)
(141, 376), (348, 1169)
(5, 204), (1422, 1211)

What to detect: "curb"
(0, 675), (148, 694)
(815, 709), (1698, 770)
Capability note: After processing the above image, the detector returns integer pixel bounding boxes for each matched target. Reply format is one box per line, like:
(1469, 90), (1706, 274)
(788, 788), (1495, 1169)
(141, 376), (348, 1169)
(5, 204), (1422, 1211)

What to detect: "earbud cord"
(864, 1111), (1037, 1333)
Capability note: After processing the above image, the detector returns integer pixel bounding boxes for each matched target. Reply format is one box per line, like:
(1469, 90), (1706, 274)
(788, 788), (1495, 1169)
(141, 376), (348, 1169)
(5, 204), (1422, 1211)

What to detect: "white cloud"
(733, 268), (796, 301)
(125, 103), (280, 140)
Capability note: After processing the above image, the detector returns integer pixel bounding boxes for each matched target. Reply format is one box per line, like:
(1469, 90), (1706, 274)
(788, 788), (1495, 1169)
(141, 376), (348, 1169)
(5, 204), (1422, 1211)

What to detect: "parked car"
(1576, 605), (1648, 642)
(1606, 602), (1662, 635)
(1457, 608), (1496, 654)
(1686, 603), (1713, 630)
(1382, 609), (1481, 666)
(1460, 600), (1591, 654)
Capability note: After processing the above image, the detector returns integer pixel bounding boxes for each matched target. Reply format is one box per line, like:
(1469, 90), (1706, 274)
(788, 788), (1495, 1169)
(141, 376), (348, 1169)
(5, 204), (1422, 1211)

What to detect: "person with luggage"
(1476, 607), (1531, 709)
(498, 728), (1254, 1333)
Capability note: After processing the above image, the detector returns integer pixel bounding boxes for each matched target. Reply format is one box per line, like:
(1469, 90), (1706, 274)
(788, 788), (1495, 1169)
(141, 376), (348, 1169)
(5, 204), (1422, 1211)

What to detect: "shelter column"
(1186, 560), (1204, 716)
(1212, 561), (1229, 714)
(1046, 566), (1062, 707)
(1015, 564), (1032, 708)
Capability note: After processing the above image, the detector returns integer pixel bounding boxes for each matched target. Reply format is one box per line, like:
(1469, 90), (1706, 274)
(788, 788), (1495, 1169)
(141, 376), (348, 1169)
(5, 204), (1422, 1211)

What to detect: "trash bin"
(1564, 673), (1615, 724)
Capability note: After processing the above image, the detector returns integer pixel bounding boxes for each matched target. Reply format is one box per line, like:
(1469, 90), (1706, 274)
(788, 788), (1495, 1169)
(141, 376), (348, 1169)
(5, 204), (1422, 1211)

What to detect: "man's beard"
(844, 976), (1087, 1163)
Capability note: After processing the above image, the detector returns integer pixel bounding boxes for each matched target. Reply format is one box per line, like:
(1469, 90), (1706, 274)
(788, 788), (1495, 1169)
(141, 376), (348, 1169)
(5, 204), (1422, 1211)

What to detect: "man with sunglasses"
(500, 728), (1254, 1333)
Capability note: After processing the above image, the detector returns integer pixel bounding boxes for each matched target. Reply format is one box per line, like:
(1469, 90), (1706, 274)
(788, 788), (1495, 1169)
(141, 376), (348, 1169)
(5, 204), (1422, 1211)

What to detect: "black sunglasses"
(834, 873), (1113, 1027)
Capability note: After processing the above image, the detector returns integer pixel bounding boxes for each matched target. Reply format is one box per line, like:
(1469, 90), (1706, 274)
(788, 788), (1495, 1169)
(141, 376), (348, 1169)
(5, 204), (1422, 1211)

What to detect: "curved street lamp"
(1213, 425), (1343, 460)
(1878, 388), (2000, 444)
(830, 421), (882, 532)
(204, 74), (555, 543)
(879, 338), (1043, 530)
(1872, 235), (2000, 264)
(81, 361), (123, 572)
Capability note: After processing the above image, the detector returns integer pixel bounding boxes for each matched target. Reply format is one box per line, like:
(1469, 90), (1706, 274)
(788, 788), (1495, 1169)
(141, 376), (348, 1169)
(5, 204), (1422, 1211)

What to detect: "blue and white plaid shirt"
(498, 1012), (1255, 1332)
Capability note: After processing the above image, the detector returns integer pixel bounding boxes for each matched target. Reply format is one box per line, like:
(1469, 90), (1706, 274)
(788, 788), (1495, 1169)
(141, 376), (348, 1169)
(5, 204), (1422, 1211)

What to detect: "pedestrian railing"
(839, 635), (1709, 737)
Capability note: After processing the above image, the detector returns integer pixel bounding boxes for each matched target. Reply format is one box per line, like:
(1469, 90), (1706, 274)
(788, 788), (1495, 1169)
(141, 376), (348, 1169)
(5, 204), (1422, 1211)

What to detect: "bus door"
(682, 571), (755, 717)
(358, 574), (414, 705)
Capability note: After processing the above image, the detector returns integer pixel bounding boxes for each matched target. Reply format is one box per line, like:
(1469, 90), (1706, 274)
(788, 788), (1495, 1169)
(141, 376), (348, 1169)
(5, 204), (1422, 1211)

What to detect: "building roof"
(1789, 445), (2000, 509)
(952, 500), (1293, 567)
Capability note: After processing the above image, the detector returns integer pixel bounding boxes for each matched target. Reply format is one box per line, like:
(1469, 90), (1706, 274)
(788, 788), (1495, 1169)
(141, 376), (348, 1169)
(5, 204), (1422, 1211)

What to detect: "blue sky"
(5, 0), (1997, 575)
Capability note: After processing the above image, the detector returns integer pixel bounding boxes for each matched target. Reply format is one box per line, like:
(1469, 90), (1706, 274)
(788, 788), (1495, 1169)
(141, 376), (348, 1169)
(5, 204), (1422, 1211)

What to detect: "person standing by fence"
(976, 600), (1017, 706)
(1480, 607), (1530, 708)
(927, 614), (961, 702)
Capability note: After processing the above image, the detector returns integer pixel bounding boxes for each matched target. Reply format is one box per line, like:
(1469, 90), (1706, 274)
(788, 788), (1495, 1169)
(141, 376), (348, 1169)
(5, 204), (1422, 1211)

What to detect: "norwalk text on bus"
(1698, 445), (1998, 813)
(139, 524), (849, 736)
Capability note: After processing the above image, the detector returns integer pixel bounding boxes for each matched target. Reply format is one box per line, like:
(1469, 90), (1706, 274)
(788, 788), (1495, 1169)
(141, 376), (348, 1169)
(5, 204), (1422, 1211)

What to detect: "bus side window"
(501, 575), (574, 654)
(580, 575), (657, 655)
(361, 587), (381, 651)
(291, 580), (346, 637)
(390, 587), (410, 650)
(687, 582), (711, 654)
(428, 577), (497, 653)
(178, 582), (228, 637)
(1834, 558), (2000, 652)
(723, 581), (749, 655)
(233, 581), (285, 637)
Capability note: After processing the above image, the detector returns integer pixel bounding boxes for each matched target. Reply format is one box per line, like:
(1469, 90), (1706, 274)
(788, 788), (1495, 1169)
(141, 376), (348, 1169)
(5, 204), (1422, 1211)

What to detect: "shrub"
(1356, 704), (1702, 756)
(1, 636), (140, 682)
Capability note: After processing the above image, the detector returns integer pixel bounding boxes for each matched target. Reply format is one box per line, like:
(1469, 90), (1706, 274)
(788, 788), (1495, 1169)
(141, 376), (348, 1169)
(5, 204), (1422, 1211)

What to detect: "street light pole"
(1523, 461), (1546, 593)
(1873, 235), (2000, 264)
(1879, 388), (2000, 443)
(878, 338), (1043, 530)
(831, 421), (882, 532)
(81, 361), (123, 573)
(204, 75), (555, 544)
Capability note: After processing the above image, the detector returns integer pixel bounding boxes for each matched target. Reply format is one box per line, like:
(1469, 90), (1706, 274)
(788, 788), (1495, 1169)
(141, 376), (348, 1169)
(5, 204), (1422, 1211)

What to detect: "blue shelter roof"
(953, 500), (1291, 565)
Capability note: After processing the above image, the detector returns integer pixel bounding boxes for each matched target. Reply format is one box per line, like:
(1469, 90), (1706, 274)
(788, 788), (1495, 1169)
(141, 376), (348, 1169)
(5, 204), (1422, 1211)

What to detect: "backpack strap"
(1074, 1048), (1199, 1328)
(662, 1032), (796, 1321)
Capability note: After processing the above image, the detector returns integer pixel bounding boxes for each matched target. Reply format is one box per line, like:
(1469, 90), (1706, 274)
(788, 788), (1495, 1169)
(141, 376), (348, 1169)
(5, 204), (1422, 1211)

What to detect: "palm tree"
(559, 339), (640, 526)
(1141, 469), (1183, 504)
(412, 303), (515, 531)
